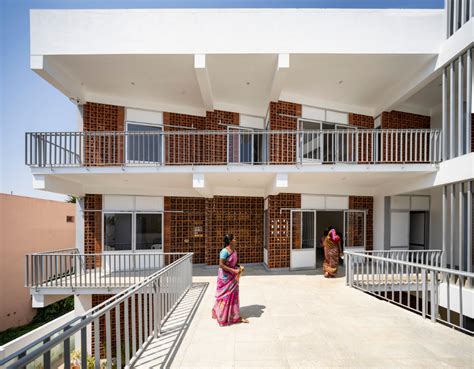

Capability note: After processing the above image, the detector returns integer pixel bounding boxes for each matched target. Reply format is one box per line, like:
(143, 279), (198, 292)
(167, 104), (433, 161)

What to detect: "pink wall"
(0, 194), (76, 331)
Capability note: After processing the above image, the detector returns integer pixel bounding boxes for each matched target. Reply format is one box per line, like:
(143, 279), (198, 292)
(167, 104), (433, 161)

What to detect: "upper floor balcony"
(25, 128), (442, 168)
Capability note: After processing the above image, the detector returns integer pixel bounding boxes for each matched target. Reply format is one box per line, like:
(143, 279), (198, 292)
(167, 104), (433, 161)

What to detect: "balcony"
(26, 250), (186, 295)
(25, 129), (442, 168)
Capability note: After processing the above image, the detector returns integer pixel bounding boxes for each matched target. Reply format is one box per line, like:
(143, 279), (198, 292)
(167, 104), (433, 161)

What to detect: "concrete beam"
(31, 55), (85, 104)
(32, 293), (71, 308)
(266, 173), (288, 196)
(33, 174), (84, 196)
(269, 53), (290, 102)
(194, 54), (214, 111)
(193, 173), (213, 198)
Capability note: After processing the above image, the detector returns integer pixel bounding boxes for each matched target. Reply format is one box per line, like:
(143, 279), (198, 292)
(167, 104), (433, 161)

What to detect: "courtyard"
(133, 266), (474, 369)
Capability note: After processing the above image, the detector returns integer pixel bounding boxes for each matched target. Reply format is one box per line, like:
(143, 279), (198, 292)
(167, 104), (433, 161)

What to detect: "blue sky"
(0, 0), (444, 201)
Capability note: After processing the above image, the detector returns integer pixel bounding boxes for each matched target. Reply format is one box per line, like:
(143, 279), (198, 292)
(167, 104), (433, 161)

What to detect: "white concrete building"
(3, 2), (473, 368)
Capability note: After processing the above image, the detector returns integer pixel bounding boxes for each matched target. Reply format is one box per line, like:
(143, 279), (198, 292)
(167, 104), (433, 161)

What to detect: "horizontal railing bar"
(345, 251), (474, 278)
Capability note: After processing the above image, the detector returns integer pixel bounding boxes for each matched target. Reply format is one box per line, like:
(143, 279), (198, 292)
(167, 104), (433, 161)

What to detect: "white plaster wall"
(373, 195), (385, 250)
(30, 9), (444, 55)
(126, 108), (163, 125)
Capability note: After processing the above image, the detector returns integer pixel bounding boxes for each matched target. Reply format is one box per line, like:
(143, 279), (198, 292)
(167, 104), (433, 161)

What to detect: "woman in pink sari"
(212, 234), (249, 326)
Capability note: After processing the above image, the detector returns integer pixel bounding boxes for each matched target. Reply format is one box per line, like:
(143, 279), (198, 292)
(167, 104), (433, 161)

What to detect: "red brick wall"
(380, 111), (431, 162)
(348, 196), (373, 250)
(91, 294), (150, 359)
(266, 193), (301, 268)
(84, 194), (102, 267)
(163, 112), (206, 164)
(349, 113), (374, 162)
(268, 101), (301, 164)
(164, 197), (206, 264)
(83, 102), (125, 165)
(349, 113), (374, 129)
(204, 110), (239, 164)
(381, 111), (430, 129)
(205, 196), (264, 265)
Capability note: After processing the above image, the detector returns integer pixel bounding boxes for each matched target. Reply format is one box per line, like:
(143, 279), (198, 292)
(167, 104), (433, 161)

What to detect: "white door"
(290, 210), (317, 269)
(343, 210), (367, 251)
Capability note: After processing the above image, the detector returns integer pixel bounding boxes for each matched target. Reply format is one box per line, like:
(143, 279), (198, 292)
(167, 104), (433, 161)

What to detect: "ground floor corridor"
(134, 265), (473, 369)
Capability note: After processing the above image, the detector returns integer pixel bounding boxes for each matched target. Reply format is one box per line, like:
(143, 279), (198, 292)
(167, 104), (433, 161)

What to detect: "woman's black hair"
(224, 234), (235, 246)
(324, 226), (336, 237)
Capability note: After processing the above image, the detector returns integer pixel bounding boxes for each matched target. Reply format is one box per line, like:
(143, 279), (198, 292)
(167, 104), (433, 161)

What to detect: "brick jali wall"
(204, 110), (239, 164)
(91, 294), (150, 359)
(163, 112), (206, 164)
(83, 102), (125, 166)
(164, 197), (206, 264)
(205, 196), (264, 265)
(348, 196), (373, 250)
(380, 111), (431, 162)
(266, 193), (301, 268)
(349, 113), (374, 163)
(84, 194), (102, 268)
(269, 101), (301, 164)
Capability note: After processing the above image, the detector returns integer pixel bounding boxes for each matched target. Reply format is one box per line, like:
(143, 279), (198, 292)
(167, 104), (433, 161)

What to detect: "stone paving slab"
(135, 265), (474, 369)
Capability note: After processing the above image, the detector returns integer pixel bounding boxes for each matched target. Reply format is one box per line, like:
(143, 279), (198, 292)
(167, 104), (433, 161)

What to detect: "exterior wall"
(205, 196), (264, 265)
(83, 102), (125, 166)
(266, 193), (301, 268)
(349, 113), (374, 162)
(268, 101), (301, 163)
(349, 196), (374, 250)
(164, 197), (206, 264)
(380, 110), (431, 162)
(84, 194), (102, 268)
(0, 194), (75, 330)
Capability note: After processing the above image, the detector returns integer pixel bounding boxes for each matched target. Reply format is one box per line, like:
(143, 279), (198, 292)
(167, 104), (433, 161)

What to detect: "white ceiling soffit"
(36, 53), (441, 117)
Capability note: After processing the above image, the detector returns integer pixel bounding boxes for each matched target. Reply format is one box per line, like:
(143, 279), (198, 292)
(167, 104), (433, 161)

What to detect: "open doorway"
(409, 211), (429, 250)
(316, 211), (344, 268)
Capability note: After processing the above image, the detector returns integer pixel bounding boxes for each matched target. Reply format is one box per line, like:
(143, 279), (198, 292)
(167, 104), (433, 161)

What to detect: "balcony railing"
(25, 129), (442, 168)
(26, 249), (186, 291)
(3, 253), (193, 369)
(345, 250), (474, 334)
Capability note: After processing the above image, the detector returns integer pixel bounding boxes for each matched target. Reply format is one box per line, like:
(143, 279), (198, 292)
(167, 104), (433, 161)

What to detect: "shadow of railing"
(133, 282), (209, 368)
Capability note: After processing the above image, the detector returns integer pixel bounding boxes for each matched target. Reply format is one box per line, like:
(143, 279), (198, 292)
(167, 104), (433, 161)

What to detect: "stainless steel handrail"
(25, 129), (442, 167)
(345, 250), (474, 334)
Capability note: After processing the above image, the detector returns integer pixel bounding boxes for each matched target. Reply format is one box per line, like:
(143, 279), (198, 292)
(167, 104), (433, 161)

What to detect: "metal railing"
(25, 129), (442, 167)
(2, 253), (193, 369)
(26, 250), (184, 290)
(351, 250), (443, 267)
(447, 0), (473, 38)
(345, 250), (474, 334)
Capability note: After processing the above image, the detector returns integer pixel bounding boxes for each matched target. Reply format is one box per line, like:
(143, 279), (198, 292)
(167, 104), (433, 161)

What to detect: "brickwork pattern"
(204, 110), (239, 164)
(348, 196), (373, 250)
(163, 112), (206, 164)
(84, 194), (102, 267)
(380, 111), (431, 163)
(83, 102), (125, 166)
(205, 196), (264, 265)
(164, 197), (206, 263)
(269, 101), (301, 164)
(266, 193), (301, 268)
(91, 294), (151, 359)
(349, 113), (374, 163)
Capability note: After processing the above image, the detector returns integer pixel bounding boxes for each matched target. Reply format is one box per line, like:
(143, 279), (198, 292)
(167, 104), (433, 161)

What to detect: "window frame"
(125, 121), (164, 165)
(102, 211), (164, 253)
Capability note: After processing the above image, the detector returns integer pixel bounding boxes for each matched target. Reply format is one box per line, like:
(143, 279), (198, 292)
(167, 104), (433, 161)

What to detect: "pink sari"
(212, 251), (241, 326)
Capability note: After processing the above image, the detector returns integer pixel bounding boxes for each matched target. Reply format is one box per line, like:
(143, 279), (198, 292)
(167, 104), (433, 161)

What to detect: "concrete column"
(74, 294), (92, 355)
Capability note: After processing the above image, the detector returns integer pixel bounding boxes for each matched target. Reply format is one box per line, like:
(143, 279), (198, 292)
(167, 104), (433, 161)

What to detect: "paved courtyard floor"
(135, 265), (473, 369)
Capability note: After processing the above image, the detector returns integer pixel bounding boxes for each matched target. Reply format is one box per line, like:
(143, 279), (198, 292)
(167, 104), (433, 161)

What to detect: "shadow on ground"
(240, 304), (266, 319)
(133, 282), (208, 369)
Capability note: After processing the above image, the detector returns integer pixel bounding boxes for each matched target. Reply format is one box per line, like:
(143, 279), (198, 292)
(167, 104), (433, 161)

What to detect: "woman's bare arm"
(219, 259), (240, 274)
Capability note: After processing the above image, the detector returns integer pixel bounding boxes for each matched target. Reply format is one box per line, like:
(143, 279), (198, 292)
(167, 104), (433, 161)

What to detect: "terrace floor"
(134, 265), (474, 369)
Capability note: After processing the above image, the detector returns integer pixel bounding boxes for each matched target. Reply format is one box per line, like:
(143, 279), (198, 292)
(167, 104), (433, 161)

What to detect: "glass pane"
(240, 133), (252, 163)
(136, 213), (162, 250)
(104, 213), (132, 251)
(301, 212), (315, 249)
(127, 123), (162, 163)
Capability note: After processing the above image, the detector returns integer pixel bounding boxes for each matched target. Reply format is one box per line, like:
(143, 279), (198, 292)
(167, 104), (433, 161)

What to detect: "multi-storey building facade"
(8, 2), (473, 366)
